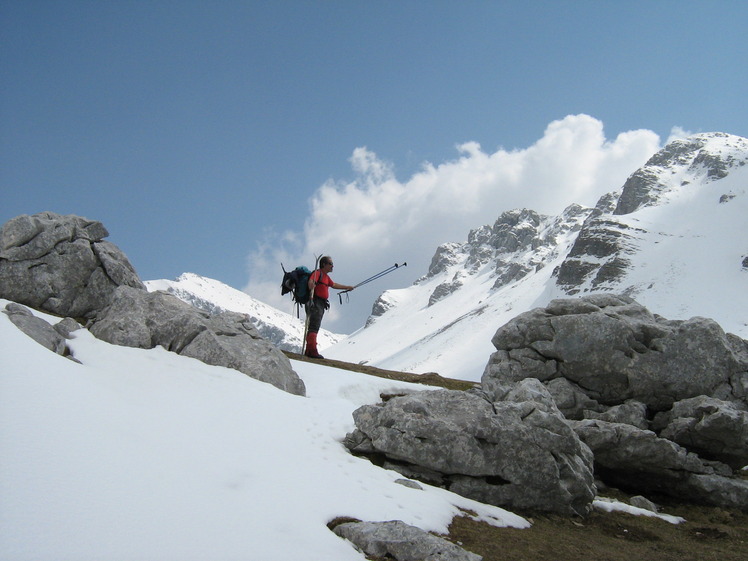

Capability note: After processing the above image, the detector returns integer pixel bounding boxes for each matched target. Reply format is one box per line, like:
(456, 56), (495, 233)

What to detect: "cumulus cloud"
(667, 126), (695, 143)
(245, 114), (661, 334)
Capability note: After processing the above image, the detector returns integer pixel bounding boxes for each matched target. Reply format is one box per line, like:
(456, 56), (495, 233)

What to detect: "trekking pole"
(337, 262), (407, 304)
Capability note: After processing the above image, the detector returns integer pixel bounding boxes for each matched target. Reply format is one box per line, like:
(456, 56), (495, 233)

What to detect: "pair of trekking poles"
(336, 262), (407, 305)
(301, 260), (407, 355)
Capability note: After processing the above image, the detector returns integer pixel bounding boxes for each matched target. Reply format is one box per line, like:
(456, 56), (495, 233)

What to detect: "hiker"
(305, 256), (354, 359)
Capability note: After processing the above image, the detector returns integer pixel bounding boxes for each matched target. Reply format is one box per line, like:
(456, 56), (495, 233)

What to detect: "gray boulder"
(482, 295), (748, 511)
(344, 387), (595, 516)
(653, 396), (748, 470)
(0, 212), (145, 318)
(333, 520), (482, 561)
(3, 302), (69, 357)
(482, 294), (748, 411)
(571, 419), (748, 511)
(90, 286), (306, 396)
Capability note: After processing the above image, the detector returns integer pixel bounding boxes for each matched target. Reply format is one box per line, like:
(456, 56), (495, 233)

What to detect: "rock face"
(344, 384), (596, 516)
(1, 212), (306, 396)
(483, 294), (748, 410)
(482, 294), (748, 510)
(555, 132), (748, 294)
(0, 212), (145, 318)
(91, 286), (305, 396)
(332, 520), (482, 561)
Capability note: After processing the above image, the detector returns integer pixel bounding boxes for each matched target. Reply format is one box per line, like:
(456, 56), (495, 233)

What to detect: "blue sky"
(2, 1), (747, 333)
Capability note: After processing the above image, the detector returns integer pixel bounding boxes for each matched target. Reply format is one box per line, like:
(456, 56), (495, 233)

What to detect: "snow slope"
(0, 301), (527, 561)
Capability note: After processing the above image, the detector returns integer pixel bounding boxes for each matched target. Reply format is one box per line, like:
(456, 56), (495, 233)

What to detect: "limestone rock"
(3, 302), (67, 356)
(345, 388), (595, 515)
(483, 294), (748, 411)
(333, 520), (482, 561)
(654, 396), (748, 470)
(0, 212), (144, 318)
(571, 419), (748, 511)
(90, 286), (306, 396)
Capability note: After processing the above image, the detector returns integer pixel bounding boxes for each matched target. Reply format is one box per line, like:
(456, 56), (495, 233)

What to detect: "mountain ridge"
(325, 132), (748, 379)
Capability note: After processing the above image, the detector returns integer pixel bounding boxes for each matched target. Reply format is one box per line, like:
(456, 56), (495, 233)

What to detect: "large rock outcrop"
(91, 286), (305, 396)
(1, 212), (305, 396)
(482, 294), (748, 510)
(344, 382), (596, 516)
(0, 212), (145, 318)
(483, 294), (748, 410)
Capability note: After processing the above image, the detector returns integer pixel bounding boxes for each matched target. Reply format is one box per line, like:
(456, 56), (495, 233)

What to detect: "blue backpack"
(281, 265), (312, 306)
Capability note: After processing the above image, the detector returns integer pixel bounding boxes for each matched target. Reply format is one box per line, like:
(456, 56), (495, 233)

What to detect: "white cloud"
(667, 126), (695, 144)
(245, 114), (661, 334)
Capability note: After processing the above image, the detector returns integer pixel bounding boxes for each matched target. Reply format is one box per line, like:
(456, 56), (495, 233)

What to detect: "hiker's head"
(320, 256), (333, 271)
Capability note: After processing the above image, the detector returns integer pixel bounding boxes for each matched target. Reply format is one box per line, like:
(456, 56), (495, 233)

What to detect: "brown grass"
(447, 498), (748, 561)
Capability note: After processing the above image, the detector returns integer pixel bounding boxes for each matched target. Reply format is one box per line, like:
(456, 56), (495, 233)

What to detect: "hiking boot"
(305, 332), (324, 359)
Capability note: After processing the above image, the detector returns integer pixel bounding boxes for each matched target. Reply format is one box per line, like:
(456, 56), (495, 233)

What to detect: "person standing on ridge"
(305, 256), (354, 359)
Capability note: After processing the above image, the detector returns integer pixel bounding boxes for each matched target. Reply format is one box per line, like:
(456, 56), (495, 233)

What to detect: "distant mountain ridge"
(326, 132), (748, 380)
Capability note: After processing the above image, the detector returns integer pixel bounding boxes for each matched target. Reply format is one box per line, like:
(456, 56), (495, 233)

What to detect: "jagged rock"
(614, 133), (748, 215)
(333, 520), (482, 561)
(344, 387), (596, 516)
(0, 212), (145, 318)
(653, 396), (748, 470)
(429, 270), (468, 306)
(545, 377), (604, 420)
(482, 294), (748, 411)
(554, 133), (748, 294)
(571, 419), (748, 511)
(423, 242), (463, 279)
(490, 209), (542, 252)
(90, 286), (306, 396)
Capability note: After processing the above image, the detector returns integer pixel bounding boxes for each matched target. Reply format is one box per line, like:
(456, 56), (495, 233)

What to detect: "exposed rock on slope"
(345, 293), (748, 514)
(0, 212), (144, 318)
(145, 273), (342, 353)
(91, 286), (305, 396)
(0, 212), (305, 396)
(482, 294), (748, 510)
(345, 382), (596, 516)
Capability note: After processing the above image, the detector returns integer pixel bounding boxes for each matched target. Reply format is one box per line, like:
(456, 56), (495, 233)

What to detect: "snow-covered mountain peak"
(614, 132), (748, 215)
(327, 132), (748, 380)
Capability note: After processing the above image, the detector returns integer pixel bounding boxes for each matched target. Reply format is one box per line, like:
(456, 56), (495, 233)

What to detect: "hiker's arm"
(332, 282), (354, 291)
